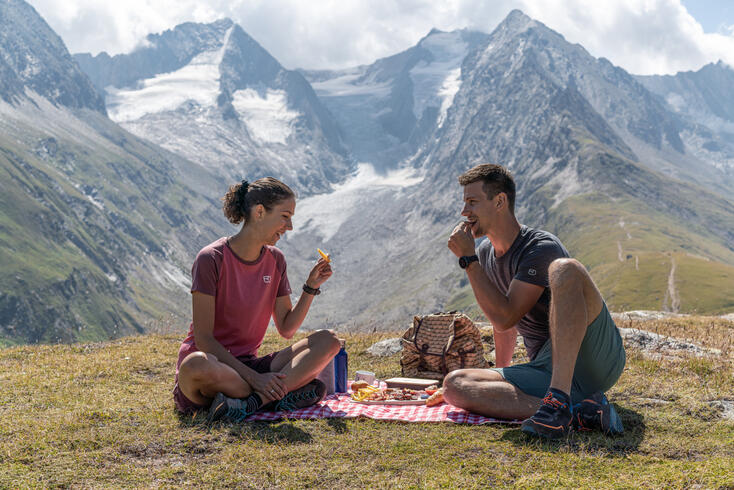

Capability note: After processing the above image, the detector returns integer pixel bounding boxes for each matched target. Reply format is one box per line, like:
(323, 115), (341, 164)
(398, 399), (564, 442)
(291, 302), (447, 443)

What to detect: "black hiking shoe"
(207, 392), (257, 423)
(521, 389), (573, 439)
(573, 392), (624, 435)
(274, 379), (326, 412)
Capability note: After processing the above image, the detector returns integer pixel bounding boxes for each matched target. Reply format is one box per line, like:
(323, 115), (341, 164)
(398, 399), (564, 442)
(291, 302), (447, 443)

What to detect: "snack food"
(351, 380), (370, 391)
(351, 387), (424, 403)
(425, 388), (445, 407)
(317, 248), (331, 263)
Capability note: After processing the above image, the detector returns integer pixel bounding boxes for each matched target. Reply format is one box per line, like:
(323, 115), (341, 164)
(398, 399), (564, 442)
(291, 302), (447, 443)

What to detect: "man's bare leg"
(547, 258), (603, 396)
(443, 369), (541, 420)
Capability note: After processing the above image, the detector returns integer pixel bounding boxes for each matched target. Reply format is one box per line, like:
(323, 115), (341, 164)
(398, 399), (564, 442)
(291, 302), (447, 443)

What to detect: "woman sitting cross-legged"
(173, 177), (340, 422)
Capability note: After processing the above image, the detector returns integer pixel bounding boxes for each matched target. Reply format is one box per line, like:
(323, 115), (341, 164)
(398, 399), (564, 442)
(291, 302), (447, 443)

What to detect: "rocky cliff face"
(637, 61), (734, 172)
(302, 29), (490, 170)
(0, 0), (105, 112)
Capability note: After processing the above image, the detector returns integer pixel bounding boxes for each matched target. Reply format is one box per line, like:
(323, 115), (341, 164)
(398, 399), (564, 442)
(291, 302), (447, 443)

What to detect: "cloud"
(29, 0), (734, 75)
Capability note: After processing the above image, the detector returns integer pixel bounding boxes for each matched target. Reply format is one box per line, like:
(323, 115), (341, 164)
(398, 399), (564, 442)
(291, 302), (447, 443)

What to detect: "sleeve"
(514, 239), (567, 287)
(476, 238), (491, 268)
(190, 249), (218, 296)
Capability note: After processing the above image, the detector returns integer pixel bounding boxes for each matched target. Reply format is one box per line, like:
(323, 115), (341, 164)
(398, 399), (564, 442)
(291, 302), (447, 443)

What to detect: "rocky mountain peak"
(494, 9), (539, 37)
(0, 0), (105, 112)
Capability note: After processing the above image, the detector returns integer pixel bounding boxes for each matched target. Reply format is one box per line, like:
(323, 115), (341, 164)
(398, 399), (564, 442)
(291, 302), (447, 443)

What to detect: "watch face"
(460, 255), (477, 269)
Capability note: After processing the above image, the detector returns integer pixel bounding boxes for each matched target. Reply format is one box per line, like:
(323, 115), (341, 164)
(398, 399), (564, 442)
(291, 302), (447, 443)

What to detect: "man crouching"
(445, 163), (626, 439)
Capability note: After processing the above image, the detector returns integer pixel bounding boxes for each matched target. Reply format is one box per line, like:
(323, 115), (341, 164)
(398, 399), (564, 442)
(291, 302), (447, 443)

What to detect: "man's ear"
(496, 193), (505, 209)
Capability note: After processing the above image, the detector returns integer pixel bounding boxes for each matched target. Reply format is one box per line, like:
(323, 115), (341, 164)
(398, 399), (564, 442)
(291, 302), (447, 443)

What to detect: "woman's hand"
(248, 371), (288, 402)
(305, 258), (332, 289)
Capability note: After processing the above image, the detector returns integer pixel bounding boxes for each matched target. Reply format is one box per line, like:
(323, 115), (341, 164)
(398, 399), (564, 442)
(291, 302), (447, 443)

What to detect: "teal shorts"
(493, 303), (626, 402)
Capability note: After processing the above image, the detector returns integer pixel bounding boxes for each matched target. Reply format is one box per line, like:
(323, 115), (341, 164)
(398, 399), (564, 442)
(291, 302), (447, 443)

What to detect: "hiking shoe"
(573, 392), (624, 435)
(207, 392), (256, 423)
(521, 389), (573, 439)
(274, 379), (326, 412)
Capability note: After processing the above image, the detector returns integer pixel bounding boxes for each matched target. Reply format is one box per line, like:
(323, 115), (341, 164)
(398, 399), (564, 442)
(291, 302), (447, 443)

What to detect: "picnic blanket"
(246, 393), (521, 424)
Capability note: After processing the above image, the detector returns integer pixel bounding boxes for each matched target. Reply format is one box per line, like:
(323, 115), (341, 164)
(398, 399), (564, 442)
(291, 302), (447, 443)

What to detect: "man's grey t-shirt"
(476, 225), (570, 360)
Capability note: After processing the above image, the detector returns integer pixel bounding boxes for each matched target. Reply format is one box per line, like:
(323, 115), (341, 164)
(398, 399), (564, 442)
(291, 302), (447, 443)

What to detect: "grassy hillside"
(1, 318), (732, 487)
(0, 105), (227, 346)
(543, 191), (734, 315)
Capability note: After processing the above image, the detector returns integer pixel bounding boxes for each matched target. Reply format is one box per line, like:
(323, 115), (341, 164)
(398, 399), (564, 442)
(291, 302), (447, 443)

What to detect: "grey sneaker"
(207, 392), (255, 423)
(274, 379), (326, 412)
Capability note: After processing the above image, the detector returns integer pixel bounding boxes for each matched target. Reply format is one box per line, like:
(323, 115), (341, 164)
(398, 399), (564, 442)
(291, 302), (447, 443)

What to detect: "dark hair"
(458, 164), (516, 212)
(222, 177), (295, 224)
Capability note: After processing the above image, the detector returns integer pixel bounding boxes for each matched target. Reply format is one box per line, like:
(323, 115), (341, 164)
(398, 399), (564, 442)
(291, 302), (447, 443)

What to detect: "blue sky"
(682, 0), (734, 32)
(30, 0), (734, 75)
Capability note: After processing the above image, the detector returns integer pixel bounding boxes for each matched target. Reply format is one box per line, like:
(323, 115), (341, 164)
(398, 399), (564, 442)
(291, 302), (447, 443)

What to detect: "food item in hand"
(425, 388), (445, 407)
(351, 380), (370, 391)
(317, 248), (331, 263)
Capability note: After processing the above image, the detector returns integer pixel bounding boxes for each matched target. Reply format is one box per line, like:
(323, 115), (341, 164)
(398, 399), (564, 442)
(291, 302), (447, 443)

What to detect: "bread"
(351, 380), (369, 391)
(425, 388), (445, 407)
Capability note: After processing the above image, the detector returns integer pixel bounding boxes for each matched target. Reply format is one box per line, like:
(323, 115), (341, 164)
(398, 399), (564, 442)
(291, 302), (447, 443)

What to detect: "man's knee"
(443, 369), (493, 407)
(549, 258), (586, 291)
(443, 370), (468, 406)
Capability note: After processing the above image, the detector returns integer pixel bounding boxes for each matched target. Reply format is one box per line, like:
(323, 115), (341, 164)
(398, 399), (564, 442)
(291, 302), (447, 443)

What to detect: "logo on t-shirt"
(263, 275), (272, 284)
(528, 268), (537, 276)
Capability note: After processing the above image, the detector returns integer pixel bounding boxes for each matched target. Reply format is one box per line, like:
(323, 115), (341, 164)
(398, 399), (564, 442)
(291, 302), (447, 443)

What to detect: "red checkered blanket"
(246, 393), (520, 424)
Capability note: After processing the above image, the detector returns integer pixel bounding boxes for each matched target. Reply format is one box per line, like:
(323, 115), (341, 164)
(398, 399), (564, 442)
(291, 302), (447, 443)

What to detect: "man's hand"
(448, 222), (477, 258)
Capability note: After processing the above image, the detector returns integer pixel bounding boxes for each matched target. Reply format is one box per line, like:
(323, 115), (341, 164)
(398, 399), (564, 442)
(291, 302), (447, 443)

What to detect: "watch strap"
(459, 255), (479, 269)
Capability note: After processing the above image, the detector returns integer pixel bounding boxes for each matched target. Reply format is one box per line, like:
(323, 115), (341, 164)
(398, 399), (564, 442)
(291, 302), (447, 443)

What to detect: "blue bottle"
(334, 339), (348, 393)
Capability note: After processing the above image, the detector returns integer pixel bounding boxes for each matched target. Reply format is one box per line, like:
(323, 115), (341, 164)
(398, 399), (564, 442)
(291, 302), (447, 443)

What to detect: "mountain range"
(1, 1), (732, 344)
(0, 0), (230, 344)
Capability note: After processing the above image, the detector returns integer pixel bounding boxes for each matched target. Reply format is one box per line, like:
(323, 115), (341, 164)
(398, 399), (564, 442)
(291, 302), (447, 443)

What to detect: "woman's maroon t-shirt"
(176, 237), (291, 368)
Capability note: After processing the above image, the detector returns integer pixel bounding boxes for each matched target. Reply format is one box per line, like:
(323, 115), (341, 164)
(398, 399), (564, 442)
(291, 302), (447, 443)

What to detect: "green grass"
(1, 318), (732, 488)
(543, 193), (734, 314)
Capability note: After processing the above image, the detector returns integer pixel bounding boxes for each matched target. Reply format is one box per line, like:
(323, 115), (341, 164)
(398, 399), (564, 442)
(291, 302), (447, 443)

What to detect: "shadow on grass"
(175, 410), (316, 444)
(326, 417), (349, 433)
(232, 421), (314, 444)
(499, 405), (646, 456)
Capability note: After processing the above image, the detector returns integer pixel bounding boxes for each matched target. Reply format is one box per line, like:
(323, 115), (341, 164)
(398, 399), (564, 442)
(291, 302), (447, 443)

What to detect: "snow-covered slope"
(303, 29), (488, 170)
(75, 19), (352, 195)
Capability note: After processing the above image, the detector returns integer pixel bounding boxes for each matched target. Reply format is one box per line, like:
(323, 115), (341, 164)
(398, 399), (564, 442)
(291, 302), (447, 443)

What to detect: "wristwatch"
(459, 255), (479, 269)
(302, 284), (321, 295)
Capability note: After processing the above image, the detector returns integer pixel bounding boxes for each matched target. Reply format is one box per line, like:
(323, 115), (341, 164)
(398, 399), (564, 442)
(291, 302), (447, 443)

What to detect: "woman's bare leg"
(177, 352), (253, 406)
(270, 329), (341, 391)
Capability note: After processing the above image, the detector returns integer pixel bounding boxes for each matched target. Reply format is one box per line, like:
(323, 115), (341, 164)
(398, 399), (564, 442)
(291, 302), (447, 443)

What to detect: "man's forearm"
(493, 326), (517, 368)
(464, 262), (514, 330)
